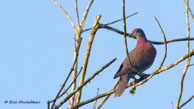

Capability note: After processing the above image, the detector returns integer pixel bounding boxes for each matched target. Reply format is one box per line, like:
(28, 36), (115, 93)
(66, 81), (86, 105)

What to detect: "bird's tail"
(114, 74), (130, 97)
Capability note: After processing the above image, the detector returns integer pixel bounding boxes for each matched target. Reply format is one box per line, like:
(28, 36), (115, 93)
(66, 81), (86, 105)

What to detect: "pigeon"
(114, 28), (157, 97)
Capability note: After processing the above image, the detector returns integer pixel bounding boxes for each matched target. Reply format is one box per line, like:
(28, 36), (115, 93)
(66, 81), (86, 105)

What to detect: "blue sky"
(0, 0), (194, 109)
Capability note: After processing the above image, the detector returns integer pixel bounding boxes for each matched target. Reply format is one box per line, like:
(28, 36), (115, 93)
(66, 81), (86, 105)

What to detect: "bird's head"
(131, 28), (146, 39)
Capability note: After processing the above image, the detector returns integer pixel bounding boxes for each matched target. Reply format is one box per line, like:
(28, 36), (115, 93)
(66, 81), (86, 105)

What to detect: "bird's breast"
(130, 42), (156, 72)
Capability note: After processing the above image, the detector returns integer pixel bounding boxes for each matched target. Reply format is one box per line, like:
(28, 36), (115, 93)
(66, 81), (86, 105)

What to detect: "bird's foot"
(130, 88), (136, 95)
(132, 77), (138, 83)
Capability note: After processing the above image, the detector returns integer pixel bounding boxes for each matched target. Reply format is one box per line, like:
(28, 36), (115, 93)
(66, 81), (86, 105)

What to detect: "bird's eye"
(132, 29), (139, 33)
(135, 29), (139, 33)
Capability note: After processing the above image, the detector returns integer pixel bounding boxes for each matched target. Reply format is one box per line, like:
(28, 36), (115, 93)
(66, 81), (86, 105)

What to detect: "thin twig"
(176, 0), (191, 108)
(93, 88), (99, 109)
(80, 0), (94, 30)
(64, 92), (72, 106)
(96, 80), (119, 109)
(184, 0), (194, 20)
(188, 6), (194, 20)
(64, 92), (71, 106)
(122, 0), (138, 75)
(50, 67), (82, 103)
(73, 77), (143, 109)
(73, 89), (115, 109)
(52, 0), (77, 32)
(75, 0), (80, 28)
(154, 17), (167, 71)
(105, 12), (138, 25)
(179, 96), (194, 108)
(75, 15), (101, 105)
(47, 101), (50, 109)
(158, 49), (193, 73)
(51, 60), (77, 109)
(51, 37), (82, 109)
(82, 12), (138, 33)
(70, 36), (82, 107)
(54, 58), (116, 109)
(149, 37), (194, 44)
(99, 24), (194, 45)
(171, 101), (173, 109)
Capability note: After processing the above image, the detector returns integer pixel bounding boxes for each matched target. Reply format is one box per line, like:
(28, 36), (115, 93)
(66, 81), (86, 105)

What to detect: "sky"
(0, 0), (194, 109)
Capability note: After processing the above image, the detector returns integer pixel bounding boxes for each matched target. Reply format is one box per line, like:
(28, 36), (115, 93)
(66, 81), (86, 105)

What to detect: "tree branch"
(122, 0), (139, 76)
(54, 58), (116, 109)
(154, 17), (167, 70)
(82, 12), (138, 33)
(96, 80), (119, 109)
(92, 88), (99, 109)
(72, 77), (143, 109)
(75, 15), (101, 105)
(75, 0), (80, 28)
(176, 0), (191, 108)
(50, 67), (82, 104)
(52, 0), (77, 32)
(80, 0), (94, 30)
(184, 0), (194, 20)
(179, 96), (194, 108)
(70, 36), (83, 107)
(50, 50), (80, 109)
(99, 24), (194, 45)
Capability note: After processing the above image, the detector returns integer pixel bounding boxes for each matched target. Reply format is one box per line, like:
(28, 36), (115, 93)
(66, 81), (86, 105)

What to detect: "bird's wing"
(114, 64), (123, 79)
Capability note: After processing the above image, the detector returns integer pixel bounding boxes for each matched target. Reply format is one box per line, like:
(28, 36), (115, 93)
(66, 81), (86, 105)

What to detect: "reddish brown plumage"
(114, 28), (156, 97)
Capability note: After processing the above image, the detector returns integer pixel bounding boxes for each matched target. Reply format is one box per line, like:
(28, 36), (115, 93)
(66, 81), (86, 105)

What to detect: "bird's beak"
(130, 33), (136, 39)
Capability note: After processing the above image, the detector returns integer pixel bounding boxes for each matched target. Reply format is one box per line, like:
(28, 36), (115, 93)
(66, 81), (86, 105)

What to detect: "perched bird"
(114, 28), (157, 97)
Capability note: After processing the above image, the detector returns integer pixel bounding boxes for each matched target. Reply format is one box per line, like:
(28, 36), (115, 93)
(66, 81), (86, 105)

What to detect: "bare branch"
(96, 80), (119, 109)
(154, 17), (167, 70)
(93, 88), (99, 109)
(149, 37), (194, 44)
(159, 49), (193, 73)
(184, 0), (194, 20)
(82, 12), (138, 33)
(122, 0), (139, 76)
(54, 58), (116, 109)
(179, 96), (194, 108)
(64, 92), (71, 106)
(80, 0), (94, 30)
(72, 89), (115, 109)
(105, 12), (138, 25)
(176, 0), (191, 108)
(75, 15), (101, 105)
(171, 101), (173, 109)
(50, 37), (82, 109)
(52, 0), (77, 32)
(73, 77), (144, 109)
(51, 59), (77, 109)
(51, 67), (83, 103)
(47, 101), (50, 109)
(70, 36), (83, 107)
(75, 0), (80, 28)
(99, 24), (194, 45)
